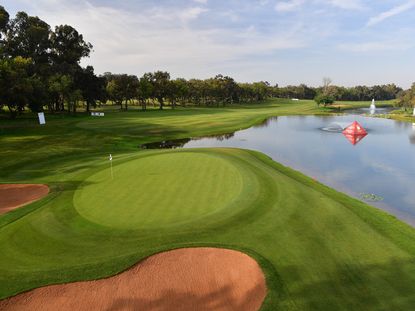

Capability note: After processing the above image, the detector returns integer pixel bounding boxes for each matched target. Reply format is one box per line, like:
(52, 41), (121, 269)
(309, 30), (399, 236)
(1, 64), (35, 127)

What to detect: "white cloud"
(193, 0), (208, 3)
(337, 41), (412, 52)
(179, 7), (208, 22)
(17, 0), (307, 78)
(258, 0), (270, 5)
(327, 0), (363, 10)
(275, 0), (305, 12)
(274, 0), (362, 13)
(367, 0), (415, 27)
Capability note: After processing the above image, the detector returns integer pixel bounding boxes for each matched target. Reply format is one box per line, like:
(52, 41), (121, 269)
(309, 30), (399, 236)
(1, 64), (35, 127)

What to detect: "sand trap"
(0, 248), (266, 311)
(0, 184), (49, 215)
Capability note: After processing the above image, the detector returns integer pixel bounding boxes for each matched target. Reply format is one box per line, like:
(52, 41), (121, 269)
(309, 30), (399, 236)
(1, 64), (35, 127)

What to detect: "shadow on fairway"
(281, 258), (415, 310)
(52, 181), (98, 192)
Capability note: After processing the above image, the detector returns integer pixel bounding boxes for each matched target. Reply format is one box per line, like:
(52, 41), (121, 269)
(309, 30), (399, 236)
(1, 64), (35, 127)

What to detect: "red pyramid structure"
(342, 121), (367, 145)
(342, 121), (367, 135)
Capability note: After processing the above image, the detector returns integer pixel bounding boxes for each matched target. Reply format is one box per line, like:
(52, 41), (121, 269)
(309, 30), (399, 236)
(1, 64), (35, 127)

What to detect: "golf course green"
(1, 99), (415, 310)
(74, 152), (249, 229)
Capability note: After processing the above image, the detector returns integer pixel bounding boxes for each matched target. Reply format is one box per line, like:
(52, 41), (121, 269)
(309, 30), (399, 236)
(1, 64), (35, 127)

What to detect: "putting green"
(74, 152), (246, 229)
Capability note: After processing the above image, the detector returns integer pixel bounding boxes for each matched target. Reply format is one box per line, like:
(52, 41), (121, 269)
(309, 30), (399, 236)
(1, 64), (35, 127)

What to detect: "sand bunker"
(0, 184), (49, 215)
(0, 248), (266, 311)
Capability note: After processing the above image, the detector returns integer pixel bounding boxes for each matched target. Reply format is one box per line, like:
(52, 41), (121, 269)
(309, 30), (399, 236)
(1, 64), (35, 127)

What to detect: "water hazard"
(143, 115), (415, 226)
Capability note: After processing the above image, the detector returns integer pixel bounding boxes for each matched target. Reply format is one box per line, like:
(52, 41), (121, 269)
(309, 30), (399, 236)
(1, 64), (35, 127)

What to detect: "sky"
(3, 0), (415, 88)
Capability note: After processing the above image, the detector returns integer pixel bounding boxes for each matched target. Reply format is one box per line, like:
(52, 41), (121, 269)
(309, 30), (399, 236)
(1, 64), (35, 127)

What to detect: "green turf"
(74, 152), (247, 229)
(1, 99), (415, 310)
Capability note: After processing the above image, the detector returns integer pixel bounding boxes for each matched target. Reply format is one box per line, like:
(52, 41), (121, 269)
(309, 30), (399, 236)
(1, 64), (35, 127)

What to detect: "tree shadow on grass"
(51, 180), (97, 192)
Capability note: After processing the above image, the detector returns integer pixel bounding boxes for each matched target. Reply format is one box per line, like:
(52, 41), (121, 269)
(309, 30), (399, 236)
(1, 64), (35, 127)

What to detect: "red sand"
(0, 248), (267, 311)
(0, 184), (49, 215)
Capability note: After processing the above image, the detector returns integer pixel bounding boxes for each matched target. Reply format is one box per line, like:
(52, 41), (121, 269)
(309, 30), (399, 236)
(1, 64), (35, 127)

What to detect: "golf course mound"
(0, 184), (49, 215)
(0, 247), (266, 311)
(74, 151), (251, 229)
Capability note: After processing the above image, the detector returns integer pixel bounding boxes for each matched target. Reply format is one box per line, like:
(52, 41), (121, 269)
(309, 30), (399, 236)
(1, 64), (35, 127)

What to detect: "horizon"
(4, 0), (415, 88)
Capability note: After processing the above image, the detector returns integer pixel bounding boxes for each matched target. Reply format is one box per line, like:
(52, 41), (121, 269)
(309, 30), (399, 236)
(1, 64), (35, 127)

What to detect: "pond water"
(144, 114), (415, 226)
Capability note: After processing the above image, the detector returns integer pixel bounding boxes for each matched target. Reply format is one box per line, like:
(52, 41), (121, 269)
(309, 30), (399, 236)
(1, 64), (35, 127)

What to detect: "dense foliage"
(396, 83), (415, 111)
(279, 83), (402, 101)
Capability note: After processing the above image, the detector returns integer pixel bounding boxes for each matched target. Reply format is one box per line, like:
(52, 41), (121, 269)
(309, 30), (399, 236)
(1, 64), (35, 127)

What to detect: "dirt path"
(0, 248), (267, 311)
(0, 184), (49, 215)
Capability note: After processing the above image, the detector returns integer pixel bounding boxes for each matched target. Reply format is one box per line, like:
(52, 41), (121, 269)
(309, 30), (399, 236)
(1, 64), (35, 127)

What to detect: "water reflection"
(343, 133), (367, 145)
(141, 138), (191, 149)
(253, 116), (279, 128)
(410, 124), (415, 145)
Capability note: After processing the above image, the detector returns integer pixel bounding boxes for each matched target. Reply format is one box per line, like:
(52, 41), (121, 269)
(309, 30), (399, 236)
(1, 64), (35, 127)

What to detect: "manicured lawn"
(74, 152), (247, 229)
(1, 99), (415, 310)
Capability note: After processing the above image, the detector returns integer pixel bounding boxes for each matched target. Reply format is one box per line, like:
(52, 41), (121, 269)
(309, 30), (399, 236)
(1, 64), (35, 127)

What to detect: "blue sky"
(3, 0), (415, 87)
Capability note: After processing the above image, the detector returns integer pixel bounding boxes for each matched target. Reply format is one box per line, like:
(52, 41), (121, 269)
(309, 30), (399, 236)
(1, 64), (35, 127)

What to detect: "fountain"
(321, 122), (348, 132)
(370, 99), (376, 115)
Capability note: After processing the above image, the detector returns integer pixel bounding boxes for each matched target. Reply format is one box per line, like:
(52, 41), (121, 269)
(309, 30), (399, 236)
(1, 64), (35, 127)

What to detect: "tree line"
(104, 72), (272, 111)
(0, 5), (412, 118)
(0, 6), (273, 117)
(278, 82), (402, 102)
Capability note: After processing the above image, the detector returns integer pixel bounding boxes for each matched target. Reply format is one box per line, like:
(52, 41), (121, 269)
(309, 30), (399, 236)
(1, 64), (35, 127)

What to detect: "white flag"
(109, 154), (112, 161)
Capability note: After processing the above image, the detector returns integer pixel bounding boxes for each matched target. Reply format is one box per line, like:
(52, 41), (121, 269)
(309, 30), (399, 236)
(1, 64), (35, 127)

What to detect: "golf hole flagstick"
(109, 154), (113, 179)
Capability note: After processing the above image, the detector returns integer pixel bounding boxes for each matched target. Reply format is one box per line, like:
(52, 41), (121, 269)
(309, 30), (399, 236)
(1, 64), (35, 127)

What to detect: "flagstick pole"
(109, 154), (113, 180)
(110, 160), (113, 180)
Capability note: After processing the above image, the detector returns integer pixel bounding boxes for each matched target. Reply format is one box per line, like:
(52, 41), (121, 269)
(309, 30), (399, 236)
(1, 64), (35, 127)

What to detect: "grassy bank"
(328, 99), (396, 111)
(1, 98), (415, 310)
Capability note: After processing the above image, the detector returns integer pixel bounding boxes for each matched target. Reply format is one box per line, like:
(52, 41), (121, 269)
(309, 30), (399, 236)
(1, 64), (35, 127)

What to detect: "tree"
(187, 79), (206, 106)
(145, 71), (170, 110)
(0, 6), (9, 38)
(174, 78), (189, 106)
(0, 6), (104, 116)
(137, 75), (153, 111)
(314, 77), (335, 107)
(106, 75), (124, 108)
(47, 74), (72, 112)
(251, 81), (272, 101)
(314, 93), (334, 107)
(50, 25), (92, 66)
(0, 57), (33, 118)
(3, 12), (51, 67)
(75, 66), (106, 112)
(105, 74), (138, 110)
(396, 83), (415, 112)
(322, 77), (332, 93)
(29, 77), (50, 113)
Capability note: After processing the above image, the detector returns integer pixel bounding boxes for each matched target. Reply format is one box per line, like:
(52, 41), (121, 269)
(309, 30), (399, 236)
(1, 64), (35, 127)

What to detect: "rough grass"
(1, 99), (415, 310)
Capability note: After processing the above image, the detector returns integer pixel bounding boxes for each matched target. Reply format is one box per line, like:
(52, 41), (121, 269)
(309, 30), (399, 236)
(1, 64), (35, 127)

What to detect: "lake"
(158, 115), (415, 226)
(145, 114), (415, 226)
